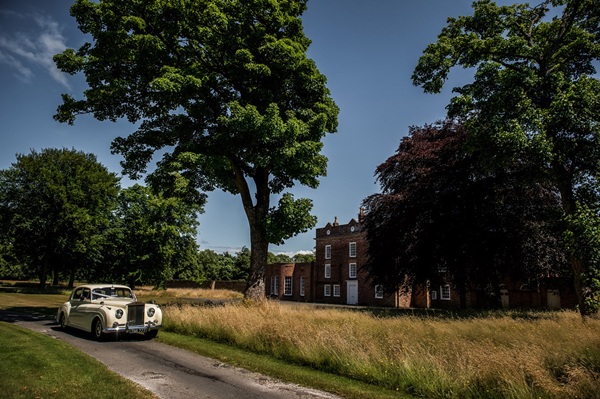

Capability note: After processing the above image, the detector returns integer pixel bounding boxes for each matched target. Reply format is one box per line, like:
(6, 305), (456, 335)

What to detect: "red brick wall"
(264, 262), (314, 302)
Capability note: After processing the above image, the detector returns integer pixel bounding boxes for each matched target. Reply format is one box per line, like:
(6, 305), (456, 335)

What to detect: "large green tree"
(100, 184), (201, 288)
(0, 148), (119, 288)
(412, 0), (600, 315)
(54, 0), (338, 300)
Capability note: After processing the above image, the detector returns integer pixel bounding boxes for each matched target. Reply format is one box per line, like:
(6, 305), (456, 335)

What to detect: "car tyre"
(92, 318), (105, 341)
(145, 329), (159, 340)
(59, 313), (66, 329)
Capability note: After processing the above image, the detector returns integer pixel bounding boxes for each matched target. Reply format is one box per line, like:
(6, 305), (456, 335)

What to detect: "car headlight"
(115, 309), (123, 319)
(147, 308), (155, 317)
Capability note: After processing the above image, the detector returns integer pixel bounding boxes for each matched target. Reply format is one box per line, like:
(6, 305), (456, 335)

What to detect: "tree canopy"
(412, 0), (600, 315)
(363, 121), (568, 307)
(54, 0), (338, 300)
(0, 148), (120, 288)
(99, 184), (202, 288)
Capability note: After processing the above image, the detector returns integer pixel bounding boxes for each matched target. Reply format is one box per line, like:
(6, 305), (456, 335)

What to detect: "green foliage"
(0, 148), (120, 287)
(99, 184), (202, 288)
(292, 251), (315, 263)
(564, 205), (600, 312)
(267, 193), (317, 245)
(412, 0), (600, 315)
(54, 0), (338, 299)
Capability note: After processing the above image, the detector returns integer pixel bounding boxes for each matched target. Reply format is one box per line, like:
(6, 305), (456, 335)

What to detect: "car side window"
(72, 288), (83, 301)
(82, 288), (91, 301)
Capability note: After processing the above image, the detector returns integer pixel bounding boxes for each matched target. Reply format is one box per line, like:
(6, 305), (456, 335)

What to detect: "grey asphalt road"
(0, 310), (343, 399)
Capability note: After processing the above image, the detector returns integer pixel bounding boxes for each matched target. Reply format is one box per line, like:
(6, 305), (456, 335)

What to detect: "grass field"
(163, 300), (600, 399)
(2, 281), (600, 399)
(0, 322), (156, 399)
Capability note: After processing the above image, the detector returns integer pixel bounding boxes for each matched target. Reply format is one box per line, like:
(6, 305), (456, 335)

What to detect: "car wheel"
(59, 313), (66, 329)
(145, 329), (158, 340)
(92, 318), (105, 341)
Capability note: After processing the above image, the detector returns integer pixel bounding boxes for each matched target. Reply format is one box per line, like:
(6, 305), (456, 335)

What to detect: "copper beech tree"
(54, 0), (338, 300)
(363, 121), (568, 308)
(412, 0), (600, 316)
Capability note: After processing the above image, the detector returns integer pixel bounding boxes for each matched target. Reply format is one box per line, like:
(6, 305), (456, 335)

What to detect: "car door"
(77, 287), (98, 331)
(68, 288), (85, 328)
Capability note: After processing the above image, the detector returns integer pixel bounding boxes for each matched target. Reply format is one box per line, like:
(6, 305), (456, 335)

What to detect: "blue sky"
(0, 0), (512, 256)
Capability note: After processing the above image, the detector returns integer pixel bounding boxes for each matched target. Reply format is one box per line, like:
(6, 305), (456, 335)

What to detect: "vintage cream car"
(57, 284), (162, 340)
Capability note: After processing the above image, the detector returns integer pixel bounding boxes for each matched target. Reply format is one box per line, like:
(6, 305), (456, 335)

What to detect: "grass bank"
(163, 301), (600, 399)
(0, 322), (156, 399)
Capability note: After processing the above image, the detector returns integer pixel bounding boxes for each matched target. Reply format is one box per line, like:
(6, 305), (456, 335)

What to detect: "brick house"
(266, 210), (414, 307)
(265, 211), (577, 309)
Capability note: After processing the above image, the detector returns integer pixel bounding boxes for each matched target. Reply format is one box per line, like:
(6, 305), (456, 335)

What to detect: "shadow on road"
(0, 308), (153, 342)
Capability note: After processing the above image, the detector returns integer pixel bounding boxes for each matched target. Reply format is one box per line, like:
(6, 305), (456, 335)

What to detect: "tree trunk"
(68, 268), (76, 289)
(39, 257), (48, 290)
(245, 228), (268, 302)
(553, 164), (598, 317)
(233, 164), (270, 302)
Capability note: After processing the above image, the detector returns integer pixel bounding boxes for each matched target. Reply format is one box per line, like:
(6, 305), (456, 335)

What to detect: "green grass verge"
(156, 330), (415, 399)
(0, 322), (157, 399)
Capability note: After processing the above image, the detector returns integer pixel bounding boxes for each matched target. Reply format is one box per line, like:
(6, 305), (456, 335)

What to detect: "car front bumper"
(103, 322), (161, 334)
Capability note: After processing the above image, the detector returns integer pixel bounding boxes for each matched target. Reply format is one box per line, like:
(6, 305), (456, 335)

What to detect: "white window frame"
(441, 285), (451, 300)
(324, 263), (331, 279)
(349, 263), (357, 279)
(300, 276), (305, 297)
(284, 276), (292, 296)
(325, 245), (331, 259)
(324, 284), (331, 297)
(349, 242), (357, 258)
(333, 284), (340, 297)
(375, 285), (384, 299)
(270, 276), (279, 295)
(431, 289), (438, 300)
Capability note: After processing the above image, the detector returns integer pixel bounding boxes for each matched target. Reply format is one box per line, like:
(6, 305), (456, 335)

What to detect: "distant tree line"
(0, 148), (314, 289)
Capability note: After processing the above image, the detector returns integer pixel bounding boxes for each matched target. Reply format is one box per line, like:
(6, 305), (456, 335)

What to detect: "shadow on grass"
(0, 306), (58, 320)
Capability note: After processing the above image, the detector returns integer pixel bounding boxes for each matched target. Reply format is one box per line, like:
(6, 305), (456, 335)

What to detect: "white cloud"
(0, 11), (70, 88)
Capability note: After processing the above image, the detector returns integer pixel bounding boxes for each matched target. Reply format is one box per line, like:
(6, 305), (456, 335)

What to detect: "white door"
(346, 281), (358, 305)
(547, 290), (561, 309)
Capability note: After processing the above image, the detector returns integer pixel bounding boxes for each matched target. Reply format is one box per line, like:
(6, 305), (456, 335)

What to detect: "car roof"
(73, 284), (132, 290)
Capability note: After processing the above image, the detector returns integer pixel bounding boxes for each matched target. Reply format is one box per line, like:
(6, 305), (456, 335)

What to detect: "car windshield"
(91, 287), (134, 300)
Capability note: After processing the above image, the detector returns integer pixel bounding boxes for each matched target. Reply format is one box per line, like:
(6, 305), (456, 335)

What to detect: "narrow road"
(0, 311), (342, 399)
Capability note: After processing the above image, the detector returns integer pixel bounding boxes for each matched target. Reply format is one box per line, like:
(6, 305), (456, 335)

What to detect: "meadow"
(2, 282), (600, 399)
(162, 299), (600, 399)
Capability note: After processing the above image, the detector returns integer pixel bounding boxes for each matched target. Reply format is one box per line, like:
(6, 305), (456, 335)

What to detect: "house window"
(324, 264), (331, 279)
(441, 285), (451, 300)
(349, 242), (357, 257)
(300, 276), (305, 297)
(349, 263), (357, 278)
(325, 245), (331, 259)
(375, 285), (384, 299)
(333, 284), (340, 297)
(324, 284), (331, 297)
(431, 290), (438, 300)
(270, 276), (279, 295)
(284, 276), (292, 296)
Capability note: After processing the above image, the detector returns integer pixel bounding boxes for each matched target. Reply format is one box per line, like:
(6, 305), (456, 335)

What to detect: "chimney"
(358, 208), (366, 223)
(333, 216), (339, 226)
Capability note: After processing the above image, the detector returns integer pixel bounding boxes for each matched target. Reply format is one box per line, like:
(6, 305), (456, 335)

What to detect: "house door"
(547, 289), (561, 309)
(500, 287), (509, 309)
(347, 281), (358, 305)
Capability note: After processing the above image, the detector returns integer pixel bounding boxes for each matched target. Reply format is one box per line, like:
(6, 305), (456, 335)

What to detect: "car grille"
(127, 303), (145, 325)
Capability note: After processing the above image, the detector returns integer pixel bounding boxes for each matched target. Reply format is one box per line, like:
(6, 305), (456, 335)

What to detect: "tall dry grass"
(163, 302), (600, 399)
(135, 287), (244, 301)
